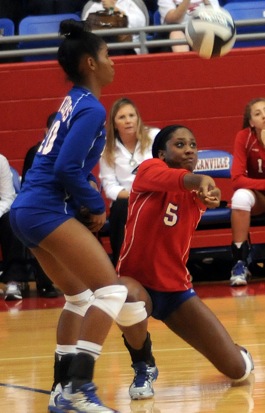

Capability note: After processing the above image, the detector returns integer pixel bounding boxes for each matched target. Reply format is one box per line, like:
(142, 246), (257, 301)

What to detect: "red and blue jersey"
(117, 158), (206, 291)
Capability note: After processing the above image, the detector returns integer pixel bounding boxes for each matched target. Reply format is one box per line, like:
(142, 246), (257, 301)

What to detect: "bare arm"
(165, 0), (211, 24)
(117, 189), (130, 199)
(183, 173), (221, 209)
(164, 0), (191, 24)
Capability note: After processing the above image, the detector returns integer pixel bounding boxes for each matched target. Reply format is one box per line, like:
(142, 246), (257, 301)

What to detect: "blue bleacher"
(224, 1), (265, 48)
(18, 13), (81, 61)
(0, 18), (15, 36)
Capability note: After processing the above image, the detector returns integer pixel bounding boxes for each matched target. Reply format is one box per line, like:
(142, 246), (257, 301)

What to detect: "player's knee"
(116, 301), (147, 327)
(63, 289), (94, 317)
(231, 189), (255, 212)
(232, 349), (254, 383)
(92, 285), (128, 319)
(119, 276), (149, 303)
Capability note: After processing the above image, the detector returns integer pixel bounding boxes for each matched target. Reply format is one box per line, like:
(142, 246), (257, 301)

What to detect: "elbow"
(54, 162), (74, 185)
(54, 165), (65, 182)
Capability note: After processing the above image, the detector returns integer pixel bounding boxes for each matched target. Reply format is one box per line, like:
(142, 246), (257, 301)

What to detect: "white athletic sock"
(56, 344), (77, 357)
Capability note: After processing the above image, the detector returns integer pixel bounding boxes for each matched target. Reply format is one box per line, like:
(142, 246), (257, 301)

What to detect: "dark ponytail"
(58, 19), (105, 83)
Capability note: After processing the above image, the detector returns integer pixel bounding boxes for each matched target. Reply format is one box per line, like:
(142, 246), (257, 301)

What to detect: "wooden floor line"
(0, 382), (49, 394)
(0, 342), (264, 364)
(0, 355), (53, 361)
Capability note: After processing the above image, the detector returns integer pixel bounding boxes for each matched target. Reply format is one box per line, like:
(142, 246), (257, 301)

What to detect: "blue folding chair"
(224, 1), (265, 48)
(0, 18), (15, 36)
(18, 13), (81, 61)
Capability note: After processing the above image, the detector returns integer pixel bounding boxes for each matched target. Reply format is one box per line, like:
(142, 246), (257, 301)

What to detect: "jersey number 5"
(164, 203), (178, 227)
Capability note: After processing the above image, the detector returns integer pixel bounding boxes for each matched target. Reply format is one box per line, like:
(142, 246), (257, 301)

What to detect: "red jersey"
(117, 158), (206, 292)
(231, 128), (265, 193)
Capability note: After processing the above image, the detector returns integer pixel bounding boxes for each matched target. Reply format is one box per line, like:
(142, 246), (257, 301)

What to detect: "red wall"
(1, 47), (265, 203)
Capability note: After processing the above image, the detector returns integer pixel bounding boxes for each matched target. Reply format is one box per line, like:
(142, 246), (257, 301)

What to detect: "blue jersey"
(12, 86), (106, 216)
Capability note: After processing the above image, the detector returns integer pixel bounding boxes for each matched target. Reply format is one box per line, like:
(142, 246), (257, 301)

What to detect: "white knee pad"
(233, 349), (254, 383)
(92, 285), (128, 320)
(231, 189), (255, 212)
(63, 289), (94, 317)
(116, 301), (147, 327)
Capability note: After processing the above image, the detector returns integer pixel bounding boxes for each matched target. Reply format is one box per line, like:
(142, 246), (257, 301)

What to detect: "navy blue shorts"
(145, 287), (197, 321)
(9, 207), (73, 248)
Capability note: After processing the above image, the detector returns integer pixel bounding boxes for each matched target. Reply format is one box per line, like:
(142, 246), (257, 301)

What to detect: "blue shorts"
(9, 207), (73, 248)
(145, 287), (197, 321)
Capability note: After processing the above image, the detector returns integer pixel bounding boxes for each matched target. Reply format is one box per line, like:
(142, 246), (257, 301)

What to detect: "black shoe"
(37, 284), (58, 298)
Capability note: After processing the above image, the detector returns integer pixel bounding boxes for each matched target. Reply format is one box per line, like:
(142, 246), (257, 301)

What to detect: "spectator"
(158, 0), (219, 52)
(230, 97), (265, 286)
(117, 125), (254, 399)
(99, 97), (160, 266)
(81, 0), (149, 55)
(0, 154), (25, 300)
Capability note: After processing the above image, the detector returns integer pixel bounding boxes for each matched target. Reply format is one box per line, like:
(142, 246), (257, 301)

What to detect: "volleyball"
(185, 6), (236, 59)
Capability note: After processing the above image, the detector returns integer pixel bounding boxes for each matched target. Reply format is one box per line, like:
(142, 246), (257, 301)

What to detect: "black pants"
(0, 211), (53, 287)
(109, 198), (128, 267)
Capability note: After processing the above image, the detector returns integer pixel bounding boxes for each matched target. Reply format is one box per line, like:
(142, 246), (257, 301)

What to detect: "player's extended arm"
(183, 173), (221, 208)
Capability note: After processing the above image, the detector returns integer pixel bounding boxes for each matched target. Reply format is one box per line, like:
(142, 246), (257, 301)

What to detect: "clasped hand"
(197, 176), (221, 209)
(79, 207), (107, 233)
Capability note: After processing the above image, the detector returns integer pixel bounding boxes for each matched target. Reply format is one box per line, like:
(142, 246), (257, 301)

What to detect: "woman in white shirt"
(158, 0), (220, 52)
(0, 154), (16, 218)
(82, 0), (149, 54)
(99, 97), (160, 265)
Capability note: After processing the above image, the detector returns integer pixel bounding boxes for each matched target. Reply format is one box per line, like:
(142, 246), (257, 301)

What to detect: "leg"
(35, 219), (127, 343)
(32, 218), (127, 413)
(230, 189), (255, 286)
(118, 276), (153, 348)
(164, 295), (253, 381)
(117, 277), (158, 400)
(170, 30), (190, 53)
(230, 189), (265, 286)
(0, 211), (30, 300)
(0, 211), (30, 283)
(231, 209), (251, 243)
